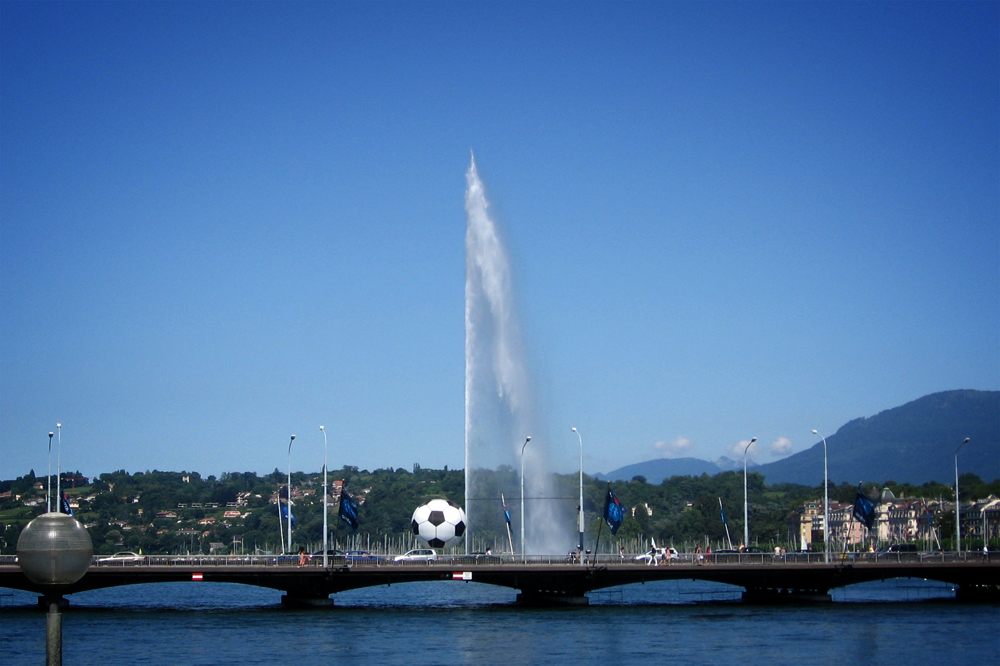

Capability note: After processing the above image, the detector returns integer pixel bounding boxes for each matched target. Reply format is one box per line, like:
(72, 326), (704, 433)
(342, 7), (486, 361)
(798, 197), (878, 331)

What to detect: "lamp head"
(290, 434), (296, 441)
(571, 427), (577, 432)
(49, 432), (54, 438)
(750, 437), (757, 444)
(964, 437), (970, 443)
(811, 429), (818, 435)
(526, 436), (531, 442)
(319, 425), (324, 431)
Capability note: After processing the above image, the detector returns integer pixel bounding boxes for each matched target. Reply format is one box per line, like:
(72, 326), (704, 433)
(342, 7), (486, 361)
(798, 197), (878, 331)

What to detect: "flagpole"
(47, 432), (53, 513)
(719, 497), (733, 550)
(848, 500), (858, 555)
(593, 513), (604, 567)
(286, 435), (295, 554)
(277, 482), (285, 552)
(501, 493), (514, 556)
(955, 437), (970, 554)
(56, 423), (62, 513)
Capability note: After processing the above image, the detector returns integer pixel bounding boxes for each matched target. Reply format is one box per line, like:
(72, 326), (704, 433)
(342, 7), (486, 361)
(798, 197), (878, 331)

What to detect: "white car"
(99, 551), (147, 565)
(393, 549), (437, 562)
(636, 547), (678, 566)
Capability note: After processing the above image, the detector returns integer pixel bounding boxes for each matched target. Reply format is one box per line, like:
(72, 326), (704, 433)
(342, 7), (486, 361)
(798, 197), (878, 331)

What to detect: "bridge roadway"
(2, 554), (998, 606)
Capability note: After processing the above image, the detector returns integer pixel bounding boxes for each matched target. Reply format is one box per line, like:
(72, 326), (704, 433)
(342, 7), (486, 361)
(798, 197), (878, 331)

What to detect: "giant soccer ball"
(411, 499), (466, 548)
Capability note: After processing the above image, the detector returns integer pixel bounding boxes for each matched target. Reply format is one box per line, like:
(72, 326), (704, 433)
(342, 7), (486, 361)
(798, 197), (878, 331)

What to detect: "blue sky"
(2, 1), (997, 481)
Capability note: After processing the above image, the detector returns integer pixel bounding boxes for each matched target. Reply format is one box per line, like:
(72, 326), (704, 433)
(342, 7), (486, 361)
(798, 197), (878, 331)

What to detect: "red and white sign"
(191, 573), (203, 581)
(452, 571), (472, 581)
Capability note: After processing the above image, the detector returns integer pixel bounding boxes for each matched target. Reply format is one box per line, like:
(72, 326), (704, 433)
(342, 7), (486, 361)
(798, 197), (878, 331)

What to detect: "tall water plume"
(464, 154), (571, 554)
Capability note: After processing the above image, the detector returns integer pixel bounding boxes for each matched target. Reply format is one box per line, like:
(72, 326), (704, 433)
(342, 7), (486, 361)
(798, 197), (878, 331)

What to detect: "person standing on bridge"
(298, 546), (308, 567)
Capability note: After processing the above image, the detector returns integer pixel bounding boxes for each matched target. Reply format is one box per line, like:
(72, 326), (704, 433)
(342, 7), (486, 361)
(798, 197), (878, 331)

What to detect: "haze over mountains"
(597, 390), (999, 485)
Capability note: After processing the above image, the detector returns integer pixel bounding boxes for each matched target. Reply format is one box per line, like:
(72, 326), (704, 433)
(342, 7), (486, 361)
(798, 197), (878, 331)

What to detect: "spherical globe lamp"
(17, 513), (93, 585)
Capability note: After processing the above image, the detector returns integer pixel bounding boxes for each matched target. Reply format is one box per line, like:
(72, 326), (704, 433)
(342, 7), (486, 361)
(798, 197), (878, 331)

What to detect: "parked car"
(394, 549), (437, 562)
(874, 543), (919, 560)
(344, 550), (385, 563)
(707, 549), (740, 563)
(98, 551), (146, 565)
(635, 547), (678, 565)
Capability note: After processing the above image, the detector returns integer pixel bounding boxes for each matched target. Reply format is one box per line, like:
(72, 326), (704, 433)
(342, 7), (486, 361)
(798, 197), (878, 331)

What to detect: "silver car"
(393, 549), (437, 562)
(98, 551), (146, 565)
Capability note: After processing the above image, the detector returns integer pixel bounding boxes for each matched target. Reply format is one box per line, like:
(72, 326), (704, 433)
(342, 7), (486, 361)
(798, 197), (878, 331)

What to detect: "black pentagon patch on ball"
(454, 522), (466, 537)
(428, 510), (446, 526)
(411, 519), (420, 534)
(428, 538), (446, 548)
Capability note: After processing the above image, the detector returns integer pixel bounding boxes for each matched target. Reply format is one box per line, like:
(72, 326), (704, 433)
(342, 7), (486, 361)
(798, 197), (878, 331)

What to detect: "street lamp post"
(743, 437), (757, 550)
(812, 429), (830, 564)
(287, 435), (296, 554)
(56, 424), (62, 513)
(572, 427), (584, 561)
(519, 436), (531, 559)
(47, 432), (54, 513)
(320, 425), (328, 569)
(955, 437), (970, 554)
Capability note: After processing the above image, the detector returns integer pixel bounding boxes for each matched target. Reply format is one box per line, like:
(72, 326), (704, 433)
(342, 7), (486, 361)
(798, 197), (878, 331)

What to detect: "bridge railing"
(0, 551), (985, 569)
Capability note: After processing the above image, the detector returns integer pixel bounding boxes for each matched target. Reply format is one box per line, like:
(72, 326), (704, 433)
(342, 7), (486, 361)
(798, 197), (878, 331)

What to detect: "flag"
(280, 503), (296, 530)
(853, 484), (877, 530)
(924, 508), (934, 527)
(60, 491), (74, 517)
(603, 485), (626, 535)
(503, 499), (512, 526)
(339, 489), (359, 530)
(719, 498), (729, 526)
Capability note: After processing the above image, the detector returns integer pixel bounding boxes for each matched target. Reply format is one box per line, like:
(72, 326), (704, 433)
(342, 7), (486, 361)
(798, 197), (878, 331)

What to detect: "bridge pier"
(741, 588), (832, 604)
(280, 593), (334, 608)
(515, 592), (589, 607)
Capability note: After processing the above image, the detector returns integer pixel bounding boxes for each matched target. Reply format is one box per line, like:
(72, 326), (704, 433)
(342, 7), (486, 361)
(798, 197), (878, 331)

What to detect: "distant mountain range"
(595, 456), (753, 484)
(596, 390), (999, 485)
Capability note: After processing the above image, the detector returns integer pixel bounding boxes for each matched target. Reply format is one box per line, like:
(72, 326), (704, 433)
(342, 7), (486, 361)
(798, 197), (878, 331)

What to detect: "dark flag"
(603, 485), (626, 535)
(503, 501), (512, 527)
(339, 489), (360, 530)
(280, 503), (296, 529)
(60, 491), (74, 517)
(853, 484), (877, 530)
(720, 501), (729, 526)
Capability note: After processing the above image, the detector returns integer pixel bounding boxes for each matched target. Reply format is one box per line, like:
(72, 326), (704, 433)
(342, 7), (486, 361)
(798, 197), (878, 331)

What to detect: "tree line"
(1, 467), (997, 556)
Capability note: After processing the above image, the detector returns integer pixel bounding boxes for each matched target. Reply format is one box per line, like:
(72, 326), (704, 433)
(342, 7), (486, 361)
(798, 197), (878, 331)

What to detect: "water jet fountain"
(463, 154), (571, 555)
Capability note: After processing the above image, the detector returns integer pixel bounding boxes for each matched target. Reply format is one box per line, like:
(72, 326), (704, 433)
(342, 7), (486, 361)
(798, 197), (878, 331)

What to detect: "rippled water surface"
(2, 579), (996, 666)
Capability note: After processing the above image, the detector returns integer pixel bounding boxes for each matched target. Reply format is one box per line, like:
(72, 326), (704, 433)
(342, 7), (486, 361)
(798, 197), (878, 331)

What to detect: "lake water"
(2, 579), (997, 665)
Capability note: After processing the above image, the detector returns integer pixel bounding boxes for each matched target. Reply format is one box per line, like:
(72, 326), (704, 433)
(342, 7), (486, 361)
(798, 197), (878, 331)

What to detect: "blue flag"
(280, 503), (296, 529)
(339, 489), (359, 530)
(503, 502), (512, 527)
(60, 491), (74, 517)
(853, 484), (877, 530)
(603, 485), (626, 535)
(720, 499), (729, 526)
